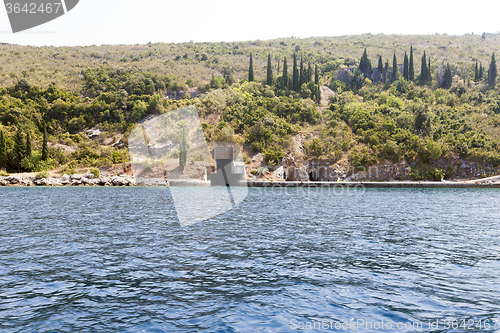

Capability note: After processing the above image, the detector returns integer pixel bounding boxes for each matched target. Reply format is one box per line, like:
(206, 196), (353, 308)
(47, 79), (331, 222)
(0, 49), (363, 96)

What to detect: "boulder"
(81, 178), (90, 185)
(8, 177), (20, 184)
(70, 174), (83, 181)
(71, 179), (82, 186)
(99, 177), (110, 186)
(34, 178), (47, 186)
(49, 178), (61, 186)
(62, 174), (71, 181)
(21, 178), (33, 186)
(85, 173), (95, 180)
(112, 177), (126, 186)
(273, 166), (285, 180)
(0, 179), (7, 186)
(286, 167), (309, 182)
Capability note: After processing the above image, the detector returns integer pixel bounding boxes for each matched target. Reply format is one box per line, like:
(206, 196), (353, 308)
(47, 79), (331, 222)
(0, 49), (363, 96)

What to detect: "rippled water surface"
(1, 187), (500, 332)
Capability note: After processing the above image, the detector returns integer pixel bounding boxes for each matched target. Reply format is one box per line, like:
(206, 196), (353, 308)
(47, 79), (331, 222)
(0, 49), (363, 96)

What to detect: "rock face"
(309, 166), (341, 182)
(286, 167), (309, 181)
(277, 152), (297, 168)
(273, 166), (285, 180)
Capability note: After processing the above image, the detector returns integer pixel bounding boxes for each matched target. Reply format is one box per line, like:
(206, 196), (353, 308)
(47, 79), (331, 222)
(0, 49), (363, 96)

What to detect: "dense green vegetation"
(1, 34), (500, 179)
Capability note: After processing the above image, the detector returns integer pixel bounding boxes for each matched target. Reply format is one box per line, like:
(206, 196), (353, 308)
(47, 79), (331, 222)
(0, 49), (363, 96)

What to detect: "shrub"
(264, 147), (285, 166)
(0, 171), (9, 177)
(256, 167), (269, 176)
(35, 171), (49, 179)
(89, 168), (100, 179)
(62, 161), (78, 175)
(20, 151), (56, 172)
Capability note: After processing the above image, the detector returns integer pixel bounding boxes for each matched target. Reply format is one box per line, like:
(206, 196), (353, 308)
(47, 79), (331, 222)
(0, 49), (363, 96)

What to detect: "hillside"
(1, 34), (500, 181)
(2, 34), (500, 90)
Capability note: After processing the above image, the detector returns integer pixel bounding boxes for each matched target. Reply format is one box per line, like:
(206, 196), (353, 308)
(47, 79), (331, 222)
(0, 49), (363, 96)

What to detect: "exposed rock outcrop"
(286, 167), (309, 181)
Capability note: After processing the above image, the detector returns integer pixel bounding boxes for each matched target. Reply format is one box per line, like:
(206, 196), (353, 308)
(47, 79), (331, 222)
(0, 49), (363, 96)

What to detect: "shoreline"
(2, 176), (500, 188)
(246, 180), (500, 188)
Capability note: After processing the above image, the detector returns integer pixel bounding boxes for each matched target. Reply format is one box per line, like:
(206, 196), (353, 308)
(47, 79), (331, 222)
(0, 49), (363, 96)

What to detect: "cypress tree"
(409, 46), (415, 81)
(25, 131), (31, 159)
(299, 55), (304, 87)
(403, 52), (409, 80)
(392, 53), (398, 81)
(248, 53), (254, 82)
(283, 57), (288, 89)
(384, 61), (389, 83)
(41, 125), (48, 161)
(444, 63), (452, 88)
(314, 65), (319, 85)
(475, 62), (479, 82)
(210, 73), (215, 88)
(0, 130), (6, 170)
(307, 63), (312, 83)
(14, 127), (23, 172)
(266, 53), (273, 86)
(489, 53), (497, 87)
(428, 58), (432, 83)
(292, 53), (299, 91)
(359, 48), (372, 78)
(479, 64), (484, 80)
(421, 52), (428, 83)
(378, 56), (383, 73)
(226, 69), (235, 86)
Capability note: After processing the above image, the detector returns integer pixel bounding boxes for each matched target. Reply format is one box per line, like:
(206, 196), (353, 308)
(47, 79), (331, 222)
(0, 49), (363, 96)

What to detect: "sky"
(0, 0), (499, 46)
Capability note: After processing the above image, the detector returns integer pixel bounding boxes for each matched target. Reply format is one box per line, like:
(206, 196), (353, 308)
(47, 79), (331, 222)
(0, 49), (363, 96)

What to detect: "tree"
(0, 130), (6, 170)
(443, 63), (452, 88)
(314, 64), (319, 85)
(489, 53), (497, 87)
(403, 52), (409, 80)
(299, 55), (304, 87)
(25, 131), (31, 158)
(475, 62), (479, 82)
(307, 63), (312, 83)
(178, 122), (189, 171)
(248, 53), (254, 82)
(266, 53), (273, 86)
(41, 125), (48, 161)
(359, 48), (372, 78)
(409, 46), (415, 81)
(283, 57), (288, 89)
(479, 64), (484, 80)
(14, 127), (24, 172)
(384, 61), (389, 83)
(223, 67), (234, 85)
(378, 56), (383, 74)
(392, 53), (398, 81)
(210, 73), (215, 88)
(349, 69), (365, 92)
(420, 51), (428, 83)
(292, 53), (299, 91)
(428, 57), (432, 83)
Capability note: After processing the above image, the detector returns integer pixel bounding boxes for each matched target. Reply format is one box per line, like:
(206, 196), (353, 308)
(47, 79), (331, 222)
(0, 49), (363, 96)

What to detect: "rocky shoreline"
(0, 174), (136, 187)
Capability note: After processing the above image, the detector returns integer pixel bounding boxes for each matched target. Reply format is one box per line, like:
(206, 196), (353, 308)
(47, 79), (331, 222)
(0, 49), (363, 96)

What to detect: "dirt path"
(319, 85), (335, 110)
